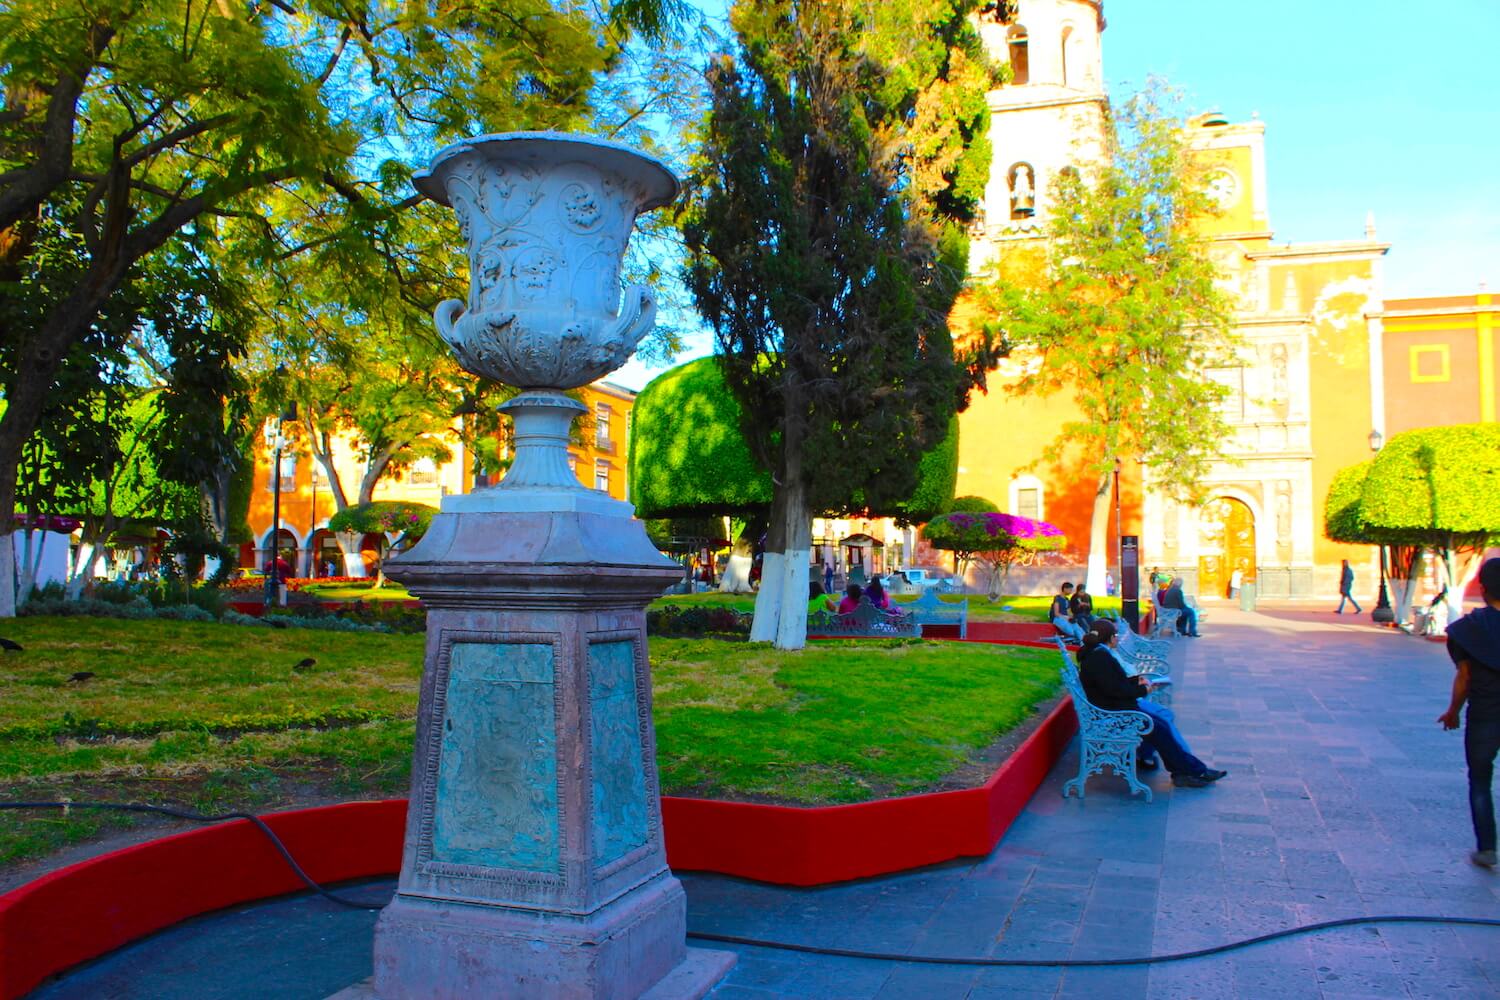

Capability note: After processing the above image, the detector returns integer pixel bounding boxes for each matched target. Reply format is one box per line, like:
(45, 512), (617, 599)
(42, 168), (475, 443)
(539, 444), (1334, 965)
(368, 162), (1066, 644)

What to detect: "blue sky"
(613, 0), (1499, 389)
(1105, 0), (1499, 299)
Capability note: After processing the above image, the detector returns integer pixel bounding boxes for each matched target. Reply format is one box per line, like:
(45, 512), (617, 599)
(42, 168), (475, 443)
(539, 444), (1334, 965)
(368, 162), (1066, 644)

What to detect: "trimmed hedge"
(629, 357), (774, 519)
(629, 356), (959, 521)
(1360, 424), (1500, 542)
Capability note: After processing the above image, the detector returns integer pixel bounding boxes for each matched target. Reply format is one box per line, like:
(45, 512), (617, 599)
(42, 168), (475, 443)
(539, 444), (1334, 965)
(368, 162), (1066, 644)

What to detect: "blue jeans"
(1176, 607), (1199, 635)
(1053, 616), (1084, 641)
(1336, 592), (1362, 613)
(1136, 701), (1208, 777)
(1466, 712), (1500, 852)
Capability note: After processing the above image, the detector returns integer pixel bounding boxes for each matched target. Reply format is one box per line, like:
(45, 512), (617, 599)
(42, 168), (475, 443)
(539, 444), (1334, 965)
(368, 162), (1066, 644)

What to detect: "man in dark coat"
(1076, 620), (1225, 787)
(1439, 557), (1500, 868)
(1335, 558), (1362, 614)
(1162, 577), (1200, 636)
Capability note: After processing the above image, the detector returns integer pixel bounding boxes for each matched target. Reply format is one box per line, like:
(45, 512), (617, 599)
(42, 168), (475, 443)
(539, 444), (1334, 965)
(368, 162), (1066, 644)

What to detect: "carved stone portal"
(351, 134), (734, 1000)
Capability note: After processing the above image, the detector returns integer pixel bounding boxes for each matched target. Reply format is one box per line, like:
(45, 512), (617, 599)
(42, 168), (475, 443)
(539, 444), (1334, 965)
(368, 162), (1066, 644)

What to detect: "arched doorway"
(1197, 497), (1255, 599)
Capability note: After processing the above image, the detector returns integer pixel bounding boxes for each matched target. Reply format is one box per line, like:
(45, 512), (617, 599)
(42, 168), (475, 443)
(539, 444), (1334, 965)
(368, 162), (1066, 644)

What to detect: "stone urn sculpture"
(351, 135), (734, 1000)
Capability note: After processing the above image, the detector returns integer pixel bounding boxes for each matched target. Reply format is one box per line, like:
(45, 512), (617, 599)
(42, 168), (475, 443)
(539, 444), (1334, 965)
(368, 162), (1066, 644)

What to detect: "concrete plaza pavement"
(29, 604), (1500, 999)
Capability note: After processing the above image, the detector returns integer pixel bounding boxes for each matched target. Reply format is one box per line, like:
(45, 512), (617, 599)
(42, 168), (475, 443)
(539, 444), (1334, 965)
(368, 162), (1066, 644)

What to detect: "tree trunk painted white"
(720, 553), (754, 593)
(15, 529), (36, 606)
(336, 530), (365, 576)
(774, 546), (811, 650)
(749, 551), (784, 643)
(1085, 472), (1111, 596)
(0, 533), (15, 617)
(1389, 577), (1414, 626)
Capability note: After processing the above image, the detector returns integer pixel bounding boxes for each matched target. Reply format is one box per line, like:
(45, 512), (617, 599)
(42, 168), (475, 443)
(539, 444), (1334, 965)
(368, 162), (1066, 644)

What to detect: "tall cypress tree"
(682, 0), (999, 649)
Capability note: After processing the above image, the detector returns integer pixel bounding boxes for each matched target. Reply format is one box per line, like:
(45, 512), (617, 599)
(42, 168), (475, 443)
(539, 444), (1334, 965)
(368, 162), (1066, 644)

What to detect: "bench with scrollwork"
(807, 597), (922, 639)
(903, 590), (968, 638)
(1055, 639), (1155, 802)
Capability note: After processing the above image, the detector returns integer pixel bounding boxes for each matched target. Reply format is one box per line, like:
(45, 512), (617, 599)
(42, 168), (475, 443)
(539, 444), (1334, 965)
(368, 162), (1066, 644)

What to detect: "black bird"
(0, 637), (22, 652)
(68, 671), (95, 683)
(292, 657), (317, 672)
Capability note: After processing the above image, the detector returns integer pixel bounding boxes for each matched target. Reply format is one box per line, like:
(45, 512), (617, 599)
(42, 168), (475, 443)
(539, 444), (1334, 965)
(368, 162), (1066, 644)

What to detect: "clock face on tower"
(1206, 169), (1240, 208)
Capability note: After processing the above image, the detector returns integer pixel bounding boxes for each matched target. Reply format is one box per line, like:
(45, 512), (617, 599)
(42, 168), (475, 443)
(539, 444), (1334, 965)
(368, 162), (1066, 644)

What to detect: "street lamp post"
(1369, 428), (1394, 624)
(1114, 456), (1122, 591)
(262, 400), (297, 607)
(264, 418), (284, 606)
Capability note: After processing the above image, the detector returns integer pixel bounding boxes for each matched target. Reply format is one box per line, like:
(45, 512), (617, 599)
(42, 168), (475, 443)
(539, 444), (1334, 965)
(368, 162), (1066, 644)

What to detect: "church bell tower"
(973, 0), (1109, 263)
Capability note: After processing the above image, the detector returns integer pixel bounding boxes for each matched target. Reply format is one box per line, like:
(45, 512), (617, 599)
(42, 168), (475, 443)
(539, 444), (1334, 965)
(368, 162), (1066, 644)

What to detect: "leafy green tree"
(919, 495), (998, 585)
(681, 0), (998, 647)
(1358, 424), (1500, 625)
(923, 505), (1064, 601)
(0, 0), (681, 616)
(328, 500), (438, 587)
(1323, 460), (1424, 626)
(978, 84), (1237, 596)
(629, 356), (962, 594)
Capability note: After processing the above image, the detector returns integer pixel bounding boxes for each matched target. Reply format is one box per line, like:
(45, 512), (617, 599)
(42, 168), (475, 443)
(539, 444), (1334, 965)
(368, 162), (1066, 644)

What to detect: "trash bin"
(1238, 581), (1257, 612)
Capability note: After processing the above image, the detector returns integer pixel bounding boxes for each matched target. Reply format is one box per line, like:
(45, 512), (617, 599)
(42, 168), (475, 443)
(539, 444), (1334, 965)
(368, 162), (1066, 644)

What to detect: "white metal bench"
(904, 590), (968, 638)
(1150, 607), (1182, 639)
(1055, 639), (1155, 802)
(807, 597), (922, 639)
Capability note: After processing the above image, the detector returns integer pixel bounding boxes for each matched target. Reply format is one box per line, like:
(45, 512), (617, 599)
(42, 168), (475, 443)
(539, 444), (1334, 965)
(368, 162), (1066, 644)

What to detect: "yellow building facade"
(242, 381), (637, 576)
(959, 0), (1392, 598)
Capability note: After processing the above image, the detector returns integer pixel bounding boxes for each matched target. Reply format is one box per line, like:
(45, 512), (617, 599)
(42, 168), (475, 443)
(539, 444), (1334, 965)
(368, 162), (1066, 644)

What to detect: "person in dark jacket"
(1077, 620), (1226, 787)
(1335, 559), (1362, 614)
(1161, 577), (1200, 636)
(1439, 557), (1500, 868)
(1070, 584), (1096, 632)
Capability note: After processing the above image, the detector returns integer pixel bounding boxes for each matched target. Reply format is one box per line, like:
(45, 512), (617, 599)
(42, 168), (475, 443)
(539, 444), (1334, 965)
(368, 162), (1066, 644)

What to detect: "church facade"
(956, 0), (1398, 598)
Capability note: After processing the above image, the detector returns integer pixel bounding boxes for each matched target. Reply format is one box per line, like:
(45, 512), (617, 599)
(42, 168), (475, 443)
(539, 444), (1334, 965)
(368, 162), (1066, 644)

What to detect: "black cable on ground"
(686, 915), (1500, 967)
(0, 801), (384, 910)
(5, 800), (1498, 967)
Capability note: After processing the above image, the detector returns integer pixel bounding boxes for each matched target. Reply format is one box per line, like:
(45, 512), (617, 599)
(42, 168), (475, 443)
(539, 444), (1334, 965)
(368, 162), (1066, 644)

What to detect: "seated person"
(1070, 584), (1096, 632)
(808, 581), (836, 617)
(1077, 620), (1227, 788)
(1051, 582), (1085, 642)
(837, 583), (864, 614)
(864, 576), (894, 611)
(1161, 577), (1200, 636)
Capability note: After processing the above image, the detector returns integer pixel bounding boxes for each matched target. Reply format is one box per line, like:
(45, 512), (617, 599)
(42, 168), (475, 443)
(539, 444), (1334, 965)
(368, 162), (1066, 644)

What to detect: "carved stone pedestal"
(361, 450), (733, 997)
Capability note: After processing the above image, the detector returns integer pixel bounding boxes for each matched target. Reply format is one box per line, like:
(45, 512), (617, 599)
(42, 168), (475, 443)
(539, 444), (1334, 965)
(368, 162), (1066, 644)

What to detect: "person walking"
(1335, 559), (1362, 614)
(1439, 557), (1500, 868)
(822, 557), (835, 596)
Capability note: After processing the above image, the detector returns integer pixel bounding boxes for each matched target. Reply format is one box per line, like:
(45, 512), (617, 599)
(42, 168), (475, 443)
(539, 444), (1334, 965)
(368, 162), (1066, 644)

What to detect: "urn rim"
(414, 131), (679, 211)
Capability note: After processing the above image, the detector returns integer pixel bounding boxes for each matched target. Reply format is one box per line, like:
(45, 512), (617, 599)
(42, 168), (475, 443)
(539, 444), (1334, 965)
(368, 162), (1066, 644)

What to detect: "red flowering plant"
(922, 511), (1064, 602)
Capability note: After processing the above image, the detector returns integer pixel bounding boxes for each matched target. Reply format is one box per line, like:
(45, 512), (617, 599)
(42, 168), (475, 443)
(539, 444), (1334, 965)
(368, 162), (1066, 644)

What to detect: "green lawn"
(0, 617), (1058, 868)
(296, 581), (414, 601)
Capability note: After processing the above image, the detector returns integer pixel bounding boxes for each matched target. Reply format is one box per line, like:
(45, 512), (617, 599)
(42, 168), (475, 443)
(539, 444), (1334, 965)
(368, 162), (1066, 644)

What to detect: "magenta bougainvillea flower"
(943, 511), (1063, 542)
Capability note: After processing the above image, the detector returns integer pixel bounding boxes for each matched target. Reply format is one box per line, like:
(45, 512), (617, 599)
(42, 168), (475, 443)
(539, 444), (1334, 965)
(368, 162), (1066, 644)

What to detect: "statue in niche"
(1270, 342), (1290, 414)
(1275, 481), (1291, 543)
(1010, 163), (1035, 218)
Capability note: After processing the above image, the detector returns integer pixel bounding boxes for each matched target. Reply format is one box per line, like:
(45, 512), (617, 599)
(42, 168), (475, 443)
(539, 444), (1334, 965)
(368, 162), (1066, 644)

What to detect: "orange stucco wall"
(955, 379), (1142, 564)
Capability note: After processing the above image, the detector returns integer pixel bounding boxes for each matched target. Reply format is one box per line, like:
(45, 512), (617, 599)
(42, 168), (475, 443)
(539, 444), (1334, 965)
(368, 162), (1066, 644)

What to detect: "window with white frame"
(268, 452), (297, 491)
(1009, 475), (1044, 521)
(595, 403), (612, 449)
(595, 459), (611, 493)
(409, 457), (438, 486)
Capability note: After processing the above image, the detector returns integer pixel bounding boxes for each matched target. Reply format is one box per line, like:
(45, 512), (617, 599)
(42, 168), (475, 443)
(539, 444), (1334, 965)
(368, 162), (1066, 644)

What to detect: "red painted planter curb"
(0, 700), (1076, 999)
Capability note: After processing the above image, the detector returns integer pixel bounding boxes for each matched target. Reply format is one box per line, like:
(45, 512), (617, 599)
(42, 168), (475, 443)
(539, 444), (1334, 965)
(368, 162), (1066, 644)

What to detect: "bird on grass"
(0, 637), (23, 652)
(68, 671), (95, 683)
(292, 657), (317, 672)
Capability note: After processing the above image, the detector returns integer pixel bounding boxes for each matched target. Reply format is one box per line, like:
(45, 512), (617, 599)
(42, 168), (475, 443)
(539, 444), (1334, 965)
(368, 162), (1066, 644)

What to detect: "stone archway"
(1197, 496), (1256, 599)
